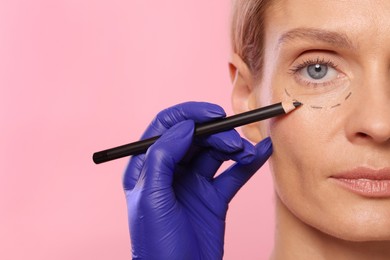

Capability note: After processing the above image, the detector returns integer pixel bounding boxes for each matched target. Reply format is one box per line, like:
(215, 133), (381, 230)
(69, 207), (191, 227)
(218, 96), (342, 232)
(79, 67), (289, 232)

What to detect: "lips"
(330, 167), (390, 198)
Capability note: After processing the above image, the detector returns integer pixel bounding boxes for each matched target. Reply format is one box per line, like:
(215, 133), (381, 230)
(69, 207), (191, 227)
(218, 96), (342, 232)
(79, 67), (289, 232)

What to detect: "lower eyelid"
(286, 55), (351, 100)
(293, 72), (348, 88)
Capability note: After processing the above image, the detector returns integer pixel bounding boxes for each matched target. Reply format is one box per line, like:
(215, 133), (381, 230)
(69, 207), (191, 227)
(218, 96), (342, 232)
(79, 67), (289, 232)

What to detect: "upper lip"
(331, 167), (390, 180)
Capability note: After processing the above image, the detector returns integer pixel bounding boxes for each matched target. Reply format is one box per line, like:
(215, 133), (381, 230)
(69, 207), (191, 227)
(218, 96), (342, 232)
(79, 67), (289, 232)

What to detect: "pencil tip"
(293, 101), (303, 107)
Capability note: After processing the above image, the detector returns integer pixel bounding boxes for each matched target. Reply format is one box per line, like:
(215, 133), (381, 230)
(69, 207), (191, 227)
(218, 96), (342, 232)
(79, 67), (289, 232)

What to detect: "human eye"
(289, 57), (346, 88)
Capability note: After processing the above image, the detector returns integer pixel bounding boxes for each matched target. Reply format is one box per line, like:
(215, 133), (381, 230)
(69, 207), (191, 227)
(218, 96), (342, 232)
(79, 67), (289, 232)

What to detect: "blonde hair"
(231, 0), (273, 81)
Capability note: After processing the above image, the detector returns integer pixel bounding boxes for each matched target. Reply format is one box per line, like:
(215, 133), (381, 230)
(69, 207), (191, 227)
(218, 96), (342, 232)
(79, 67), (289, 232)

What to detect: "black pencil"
(92, 101), (302, 164)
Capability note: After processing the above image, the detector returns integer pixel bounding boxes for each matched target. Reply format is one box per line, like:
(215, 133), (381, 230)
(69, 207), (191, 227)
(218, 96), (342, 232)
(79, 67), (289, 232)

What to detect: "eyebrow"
(277, 28), (357, 50)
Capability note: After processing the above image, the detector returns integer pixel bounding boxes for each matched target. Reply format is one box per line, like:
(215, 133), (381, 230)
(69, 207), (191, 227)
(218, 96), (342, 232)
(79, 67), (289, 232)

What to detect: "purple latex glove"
(123, 102), (272, 259)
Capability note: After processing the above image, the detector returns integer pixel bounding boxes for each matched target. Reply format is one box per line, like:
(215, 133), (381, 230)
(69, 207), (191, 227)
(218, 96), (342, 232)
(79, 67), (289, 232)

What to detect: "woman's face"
(255, 0), (390, 241)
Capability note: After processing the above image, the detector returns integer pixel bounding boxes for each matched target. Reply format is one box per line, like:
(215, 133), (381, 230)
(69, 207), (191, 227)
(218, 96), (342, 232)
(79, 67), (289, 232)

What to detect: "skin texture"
(231, 0), (390, 259)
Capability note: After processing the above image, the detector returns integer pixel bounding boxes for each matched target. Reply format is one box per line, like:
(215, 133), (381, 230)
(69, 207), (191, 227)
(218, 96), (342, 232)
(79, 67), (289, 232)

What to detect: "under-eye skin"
(289, 57), (346, 88)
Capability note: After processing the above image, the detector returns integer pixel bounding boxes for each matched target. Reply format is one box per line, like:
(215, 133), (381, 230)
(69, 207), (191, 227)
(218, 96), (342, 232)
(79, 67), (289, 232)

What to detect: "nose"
(345, 80), (390, 145)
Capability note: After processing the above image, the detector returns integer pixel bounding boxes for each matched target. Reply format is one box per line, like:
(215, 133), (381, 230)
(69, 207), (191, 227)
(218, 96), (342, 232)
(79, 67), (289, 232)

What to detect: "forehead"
(265, 0), (390, 46)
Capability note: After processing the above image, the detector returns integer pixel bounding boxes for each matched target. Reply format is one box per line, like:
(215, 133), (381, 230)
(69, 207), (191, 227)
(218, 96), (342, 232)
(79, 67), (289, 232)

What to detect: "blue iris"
(307, 64), (328, 80)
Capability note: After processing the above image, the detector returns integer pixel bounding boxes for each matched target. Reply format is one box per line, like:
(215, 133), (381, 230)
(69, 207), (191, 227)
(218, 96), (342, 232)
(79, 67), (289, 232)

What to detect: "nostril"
(357, 132), (369, 138)
(355, 130), (390, 143)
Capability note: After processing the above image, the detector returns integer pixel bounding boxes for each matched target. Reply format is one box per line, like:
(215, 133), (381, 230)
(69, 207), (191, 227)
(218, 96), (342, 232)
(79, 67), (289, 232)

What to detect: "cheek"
(262, 103), (336, 176)
(264, 107), (341, 221)
(267, 106), (347, 174)
(255, 76), (346, 198)
(267, 110), (323, 194)
(269, 109), (331, 171)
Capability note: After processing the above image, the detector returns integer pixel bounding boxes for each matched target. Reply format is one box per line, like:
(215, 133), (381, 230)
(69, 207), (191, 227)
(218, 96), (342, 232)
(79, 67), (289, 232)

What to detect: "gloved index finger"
(123, 102), (225, 190)
(142, 102), (226, 139)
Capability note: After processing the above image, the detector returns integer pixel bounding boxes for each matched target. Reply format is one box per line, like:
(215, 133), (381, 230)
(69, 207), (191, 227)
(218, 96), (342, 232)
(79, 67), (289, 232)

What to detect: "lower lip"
(332, 178), (390, 198)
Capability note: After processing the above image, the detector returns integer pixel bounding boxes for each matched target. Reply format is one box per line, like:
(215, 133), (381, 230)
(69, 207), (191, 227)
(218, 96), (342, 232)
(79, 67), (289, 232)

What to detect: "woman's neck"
(270, 196), (390, 260)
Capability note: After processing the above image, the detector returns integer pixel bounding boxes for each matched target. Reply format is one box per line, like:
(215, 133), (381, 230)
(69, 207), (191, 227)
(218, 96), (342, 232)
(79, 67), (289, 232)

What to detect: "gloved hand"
(123, 102), (272, 260)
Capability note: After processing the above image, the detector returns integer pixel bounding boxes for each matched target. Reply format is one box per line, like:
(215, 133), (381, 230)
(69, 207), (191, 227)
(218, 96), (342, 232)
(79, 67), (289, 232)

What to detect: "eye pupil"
(307, 63), (328, 79)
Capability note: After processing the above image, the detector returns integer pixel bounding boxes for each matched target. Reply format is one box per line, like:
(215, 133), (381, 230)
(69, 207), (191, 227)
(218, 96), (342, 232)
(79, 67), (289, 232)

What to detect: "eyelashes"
(290, 57), (338, 71)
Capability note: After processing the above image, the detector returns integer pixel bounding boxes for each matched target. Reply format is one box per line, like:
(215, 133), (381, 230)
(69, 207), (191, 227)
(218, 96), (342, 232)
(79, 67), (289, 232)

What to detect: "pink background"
(1, 1), (275, 259)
